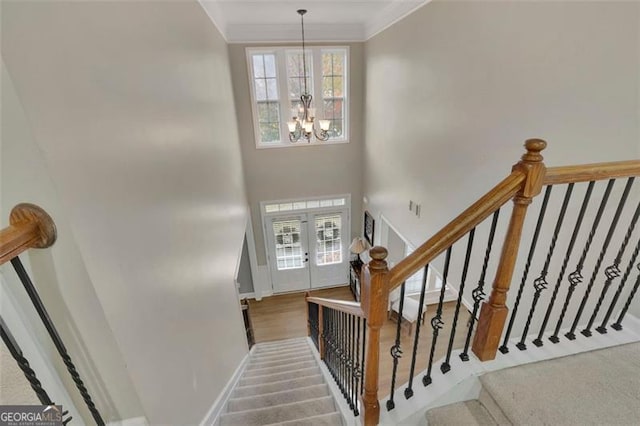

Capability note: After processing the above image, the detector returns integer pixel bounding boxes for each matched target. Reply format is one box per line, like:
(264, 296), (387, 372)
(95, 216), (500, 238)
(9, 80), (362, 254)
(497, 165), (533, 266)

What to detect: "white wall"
(364, 1), (640, 251)
(228, 43), (365, 270)
(2, 1), (249, 424)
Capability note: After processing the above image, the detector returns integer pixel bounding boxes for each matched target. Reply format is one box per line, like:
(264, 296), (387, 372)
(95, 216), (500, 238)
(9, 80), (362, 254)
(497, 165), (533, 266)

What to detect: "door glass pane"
(315, 214), (342, 266)
(273, 220), (304, 270)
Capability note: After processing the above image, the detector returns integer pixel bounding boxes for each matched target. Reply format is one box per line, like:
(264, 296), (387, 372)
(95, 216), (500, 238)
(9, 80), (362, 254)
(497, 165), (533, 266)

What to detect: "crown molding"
(225, 23), (366, 44)
(365, 0), (431, 40)
(199, 0), (431, 43)
(198, 0), (228, 42)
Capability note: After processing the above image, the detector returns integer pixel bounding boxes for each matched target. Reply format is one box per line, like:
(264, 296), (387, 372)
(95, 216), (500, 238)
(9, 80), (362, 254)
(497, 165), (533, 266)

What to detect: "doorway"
(262, 196), (350, 293)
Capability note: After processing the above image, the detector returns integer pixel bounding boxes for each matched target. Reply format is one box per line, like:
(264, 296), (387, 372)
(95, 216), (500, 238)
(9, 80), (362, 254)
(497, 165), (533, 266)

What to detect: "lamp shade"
(349, 237), (369, 254)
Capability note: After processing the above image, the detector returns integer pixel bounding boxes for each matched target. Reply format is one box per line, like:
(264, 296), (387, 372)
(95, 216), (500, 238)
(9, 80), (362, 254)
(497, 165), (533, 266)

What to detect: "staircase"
(426, 342), (640, 425)
(218, 338), (345, 426)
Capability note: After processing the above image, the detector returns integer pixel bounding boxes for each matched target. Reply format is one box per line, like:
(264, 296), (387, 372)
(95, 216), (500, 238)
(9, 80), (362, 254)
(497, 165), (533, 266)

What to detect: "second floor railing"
(306, 140), (640, 425)
(0, 203), (105, 425)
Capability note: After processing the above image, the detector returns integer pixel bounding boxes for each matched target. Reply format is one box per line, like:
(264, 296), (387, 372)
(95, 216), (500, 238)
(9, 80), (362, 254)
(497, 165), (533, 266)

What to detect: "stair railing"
(306, 295), (366, 416)
(0, 203), (104, 425)
(307, 140), (640, 426)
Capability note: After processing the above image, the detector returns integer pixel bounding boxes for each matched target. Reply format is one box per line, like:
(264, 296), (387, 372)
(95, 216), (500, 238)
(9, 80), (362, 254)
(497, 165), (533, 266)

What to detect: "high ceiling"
(199, 0), (431, 43)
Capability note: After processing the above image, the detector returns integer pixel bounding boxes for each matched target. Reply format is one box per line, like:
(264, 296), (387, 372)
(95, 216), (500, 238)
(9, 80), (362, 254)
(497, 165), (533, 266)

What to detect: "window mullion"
(276, 48), (291, 144)
(313, 48), (323, 129)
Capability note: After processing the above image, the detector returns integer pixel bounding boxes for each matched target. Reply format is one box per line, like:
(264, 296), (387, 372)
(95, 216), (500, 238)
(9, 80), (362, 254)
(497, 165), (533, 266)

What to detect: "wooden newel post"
(472, 139), (547, 361)
(361, 246), (390, 426)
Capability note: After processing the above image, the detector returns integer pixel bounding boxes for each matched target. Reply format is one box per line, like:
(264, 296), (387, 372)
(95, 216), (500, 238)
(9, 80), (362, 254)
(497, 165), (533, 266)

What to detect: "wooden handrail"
(0, 204), (57, 266)
(305, 296), (365, 318)
(388, 171), (525, 290)
(544, 160), (640, 185)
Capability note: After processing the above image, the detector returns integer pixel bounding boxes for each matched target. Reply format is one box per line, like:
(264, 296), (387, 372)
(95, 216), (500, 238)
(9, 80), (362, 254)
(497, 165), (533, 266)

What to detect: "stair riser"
(254, 342), (309, 354)
(243, 360), (317, 378)
(219, 396), (335, 426)
(226, 384), (330, 412)
(265, 412), (343, 426)
(247, 355), (315, 370)
(251, 347), (311, 361)
(233, 375), (325, 398)
(239, 367), (320, 387)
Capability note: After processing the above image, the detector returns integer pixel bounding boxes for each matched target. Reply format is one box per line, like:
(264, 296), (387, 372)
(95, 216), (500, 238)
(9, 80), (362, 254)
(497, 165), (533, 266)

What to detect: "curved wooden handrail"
(306, 296), (365, 318)
(0, 203), (57, 266)
(388, 170), (526, 290)
(544, 160), (640, 185)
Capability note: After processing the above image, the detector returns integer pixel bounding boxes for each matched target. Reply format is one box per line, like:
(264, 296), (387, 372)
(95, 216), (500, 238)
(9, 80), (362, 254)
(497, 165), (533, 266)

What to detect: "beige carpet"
(219, 338), (344, 426)
(427, 342), (640, 425)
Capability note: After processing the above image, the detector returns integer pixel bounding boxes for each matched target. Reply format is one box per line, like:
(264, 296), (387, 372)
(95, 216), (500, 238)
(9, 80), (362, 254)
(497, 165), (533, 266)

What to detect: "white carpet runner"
(426, 342), (640, 425)
(219, 338), (344, 426)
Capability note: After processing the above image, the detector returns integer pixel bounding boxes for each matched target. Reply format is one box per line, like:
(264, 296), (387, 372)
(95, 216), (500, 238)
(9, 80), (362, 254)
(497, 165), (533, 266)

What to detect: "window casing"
(247, 46), (349, 148)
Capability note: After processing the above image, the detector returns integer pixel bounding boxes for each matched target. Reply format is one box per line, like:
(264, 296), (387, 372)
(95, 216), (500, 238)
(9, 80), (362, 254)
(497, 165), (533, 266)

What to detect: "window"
(273, 219), (304, 270)
(315, 215), (342, 265)
(247, 46), (349, 148)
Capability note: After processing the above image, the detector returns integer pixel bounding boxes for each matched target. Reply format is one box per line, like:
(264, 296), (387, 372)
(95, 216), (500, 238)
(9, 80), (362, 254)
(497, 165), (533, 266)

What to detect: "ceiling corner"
(198, 0), (228, 42)
(364, 0), (432, 41)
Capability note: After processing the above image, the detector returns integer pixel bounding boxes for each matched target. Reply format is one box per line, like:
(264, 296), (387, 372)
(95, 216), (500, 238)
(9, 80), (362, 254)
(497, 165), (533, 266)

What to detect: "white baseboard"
(199, 351), (251, 426)
(106, 416), (148, 426)
(239, 292), (256, 299)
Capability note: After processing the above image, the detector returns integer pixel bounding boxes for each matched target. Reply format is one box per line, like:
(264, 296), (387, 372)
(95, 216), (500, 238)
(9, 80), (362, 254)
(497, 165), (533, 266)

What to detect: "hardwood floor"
(247, 285), (472, 397)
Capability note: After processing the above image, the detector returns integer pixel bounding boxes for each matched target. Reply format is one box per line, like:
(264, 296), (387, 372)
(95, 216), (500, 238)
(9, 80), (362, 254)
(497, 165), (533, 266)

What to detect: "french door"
(266, 210), (349, 293)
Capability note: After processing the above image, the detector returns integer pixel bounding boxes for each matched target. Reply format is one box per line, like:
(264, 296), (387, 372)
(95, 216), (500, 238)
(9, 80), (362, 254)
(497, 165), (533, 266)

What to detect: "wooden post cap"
(9, 203), (57, 249)
(369, 246), (388, 260)
(522, 139), (547, 163)
(368, 246), (388, 272)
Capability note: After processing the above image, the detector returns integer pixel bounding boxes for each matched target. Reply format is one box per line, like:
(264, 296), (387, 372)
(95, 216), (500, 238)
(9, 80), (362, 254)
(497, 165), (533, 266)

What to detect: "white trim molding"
(199, 352), (251, 426)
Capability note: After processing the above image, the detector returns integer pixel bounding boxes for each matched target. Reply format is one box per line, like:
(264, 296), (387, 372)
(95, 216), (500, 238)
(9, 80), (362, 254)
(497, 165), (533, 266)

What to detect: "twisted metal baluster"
(571, 178), (631, 338)
(560, 180), (614, 340)
(463, 210), (500, 360)
(423, 247), (452, 387)
(612, 262), (640, 330)
(548, 181), (598, 342)
(340, 311), (347, 398)
(11, 257), (104, 426)
(599, 237), (640, 333)
(499, 186), (551, 353)
(586, 190), (640, 335)
(386, 282), (406, 410)
(519, 185), (570, 350)
(405, 264), (429, 399)
(530, 184), (575, 346)
(354, 316), (361, 415)
(360, 318), (366, 397)
(350, 314), (356, 413)
(442, 229), (475, 372)
(0, 316), (54, 405)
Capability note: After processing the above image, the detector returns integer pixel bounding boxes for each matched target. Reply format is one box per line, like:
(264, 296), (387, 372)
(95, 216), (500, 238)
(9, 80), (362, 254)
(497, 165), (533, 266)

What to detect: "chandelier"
(287, 9), (330, 143)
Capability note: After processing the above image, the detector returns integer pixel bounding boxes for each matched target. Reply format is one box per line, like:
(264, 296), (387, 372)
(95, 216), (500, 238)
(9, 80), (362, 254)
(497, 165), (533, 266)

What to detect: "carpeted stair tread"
(254, 337), (307, 348)
(227, 384), (331, 413)
(243, 360), (318, 377)
(426, 400), (497, 426)
(232, 374), (325, 398)
(251, 348), (312, 362)
(247, 355), (315, 370)
(254, 341), (309, 352)
(239, 366), (321, 386)
(479, 342), (640, 425)
(264, 411), (343, 425)
(219, 395), (336, 426)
